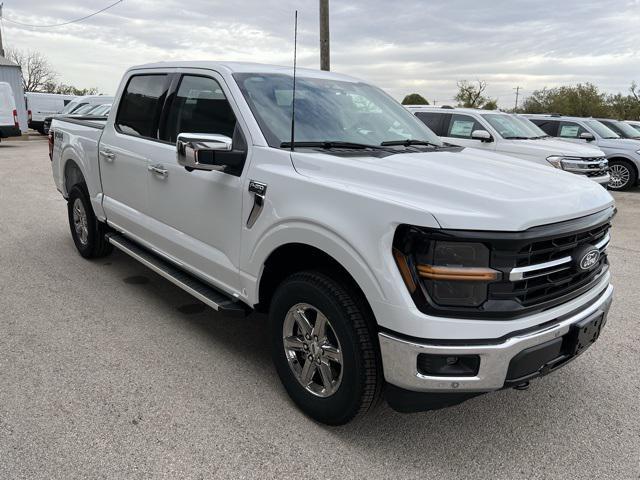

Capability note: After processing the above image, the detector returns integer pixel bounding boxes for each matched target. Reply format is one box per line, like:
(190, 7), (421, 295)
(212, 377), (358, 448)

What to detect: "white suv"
(407, 107), (609, 187)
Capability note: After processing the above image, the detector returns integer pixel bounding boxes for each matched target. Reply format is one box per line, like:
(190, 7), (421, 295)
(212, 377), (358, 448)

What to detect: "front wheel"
(608, 160), (637, 191)
(269, 271), (382, 425)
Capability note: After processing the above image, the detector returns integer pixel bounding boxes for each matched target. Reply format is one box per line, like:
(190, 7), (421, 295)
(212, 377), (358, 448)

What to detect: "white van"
(0, 82), (21, 141)
(408, 106), (610, 186)
(26, 92), (76, 134)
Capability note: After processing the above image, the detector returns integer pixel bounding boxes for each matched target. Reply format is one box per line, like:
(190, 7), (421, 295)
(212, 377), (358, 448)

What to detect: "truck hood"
(597, 138), (640, 151)
(499, 138), (604, 158)
(291, 147), (614, 231)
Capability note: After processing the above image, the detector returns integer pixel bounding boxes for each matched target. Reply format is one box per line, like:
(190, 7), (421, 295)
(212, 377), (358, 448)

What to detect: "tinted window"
(415, 112), (447, 136)
(162, 75), (237, 143)
(115, 75), (169, 139)
(446, 114), (486, 139)
(559, 121), (588, 138)
(529, 119), (559, 136)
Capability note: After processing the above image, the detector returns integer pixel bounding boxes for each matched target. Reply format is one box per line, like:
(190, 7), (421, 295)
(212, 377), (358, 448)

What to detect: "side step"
(107, 233), (248, 317)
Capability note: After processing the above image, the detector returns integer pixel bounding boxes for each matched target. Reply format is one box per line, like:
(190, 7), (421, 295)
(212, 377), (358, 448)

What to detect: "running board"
(107, 234), (248, 317)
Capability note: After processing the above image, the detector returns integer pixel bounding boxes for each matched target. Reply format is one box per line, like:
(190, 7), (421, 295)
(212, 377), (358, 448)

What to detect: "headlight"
(546, 155), (564, 169)
(393, 227), (500, 308)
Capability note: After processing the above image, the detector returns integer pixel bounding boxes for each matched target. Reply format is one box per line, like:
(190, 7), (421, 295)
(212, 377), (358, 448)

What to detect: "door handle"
(99, 149), (115, 162)
(148, 164), (168, 177)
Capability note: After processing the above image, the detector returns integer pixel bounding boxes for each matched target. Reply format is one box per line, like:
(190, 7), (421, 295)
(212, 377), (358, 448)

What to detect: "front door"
(443, 113), (495, 151)
(144, 72), (249, 294)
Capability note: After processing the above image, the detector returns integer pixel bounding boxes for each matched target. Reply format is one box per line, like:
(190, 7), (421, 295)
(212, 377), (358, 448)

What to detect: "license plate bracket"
(566, 311), (606, 357)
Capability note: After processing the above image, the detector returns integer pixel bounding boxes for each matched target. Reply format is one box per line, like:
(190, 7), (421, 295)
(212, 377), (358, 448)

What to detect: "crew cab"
(50, 62), (615, 425)
(526, 114), (640, 191)
(407, 106), (609, 187)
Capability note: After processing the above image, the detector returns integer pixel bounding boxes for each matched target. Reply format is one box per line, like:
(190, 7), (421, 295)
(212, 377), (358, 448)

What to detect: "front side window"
(447, 114), (485, 139)
(233, 73), (441, 148)
(115, 74), (169, 139)
(559, 121), (588, 138)
(162, 75), (237, 143)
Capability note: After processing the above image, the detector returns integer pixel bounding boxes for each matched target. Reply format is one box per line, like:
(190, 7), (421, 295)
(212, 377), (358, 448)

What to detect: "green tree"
(521, 83), (609, 117)
(454, 80), (496, 109)
(401, 93), (429, 105)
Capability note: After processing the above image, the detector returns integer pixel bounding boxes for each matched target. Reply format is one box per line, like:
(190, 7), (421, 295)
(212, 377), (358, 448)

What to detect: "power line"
(1, 0), (123, 28)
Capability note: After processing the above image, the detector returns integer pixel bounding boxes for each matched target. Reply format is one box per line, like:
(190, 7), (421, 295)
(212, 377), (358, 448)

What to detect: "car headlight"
(393, 227), (500, 307)
(546, 155), (564, 169)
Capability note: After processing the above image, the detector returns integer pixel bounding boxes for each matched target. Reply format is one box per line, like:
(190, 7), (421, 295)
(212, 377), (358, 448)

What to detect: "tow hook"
(513, 381), (530, 391)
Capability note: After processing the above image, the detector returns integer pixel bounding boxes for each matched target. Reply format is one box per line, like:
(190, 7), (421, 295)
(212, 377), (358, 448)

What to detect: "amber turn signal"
(417, 265), (499, 281)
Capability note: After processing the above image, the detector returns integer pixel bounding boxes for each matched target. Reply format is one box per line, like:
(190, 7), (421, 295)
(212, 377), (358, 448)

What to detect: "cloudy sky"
(2, 0), (640, 107)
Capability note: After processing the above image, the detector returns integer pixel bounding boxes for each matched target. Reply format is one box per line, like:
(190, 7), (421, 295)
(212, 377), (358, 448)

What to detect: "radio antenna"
(290, 10), (298, 152)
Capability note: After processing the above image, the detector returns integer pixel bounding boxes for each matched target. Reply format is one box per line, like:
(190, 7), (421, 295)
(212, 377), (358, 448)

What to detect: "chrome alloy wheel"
(72, 198), (89, 245)
(609, 164), (631, 189)
(282, 303), (343, 397)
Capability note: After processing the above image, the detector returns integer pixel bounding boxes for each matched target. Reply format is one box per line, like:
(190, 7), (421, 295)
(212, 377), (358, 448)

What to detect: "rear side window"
(446, 114), (486, 139)
(161, 75), (237, 143)
(530, 119), (559, 136)
(415, 112), (448, 136)
(559, 121), (587, 138)
(115, 74), (169, 139)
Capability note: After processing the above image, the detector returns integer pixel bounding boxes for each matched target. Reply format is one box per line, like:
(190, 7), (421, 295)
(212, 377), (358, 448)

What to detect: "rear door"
(0, 84), (15, 127)
(99, 73), (172, 240)
(414, 111), (450, 137)
(529, 119), (559, 137)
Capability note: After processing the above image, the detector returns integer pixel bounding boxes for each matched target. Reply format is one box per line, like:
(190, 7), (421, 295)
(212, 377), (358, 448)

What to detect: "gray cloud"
(2, 0), (639, 106)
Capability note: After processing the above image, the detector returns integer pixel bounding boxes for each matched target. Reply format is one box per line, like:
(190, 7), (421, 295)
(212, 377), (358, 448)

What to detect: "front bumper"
(379, 283), (613, 393)
(589, 173), (610, 187)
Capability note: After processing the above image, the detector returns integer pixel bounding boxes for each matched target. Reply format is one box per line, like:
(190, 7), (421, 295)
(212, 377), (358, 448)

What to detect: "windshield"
(584, 120), (620, 139)
(73, 104), (96, 115)
(603, 120), (640, 139)
(481, 113), (544, 139)
(233, 73), (442, 148)
(60, 99), (82, 114)
(629, 123), (640, 133)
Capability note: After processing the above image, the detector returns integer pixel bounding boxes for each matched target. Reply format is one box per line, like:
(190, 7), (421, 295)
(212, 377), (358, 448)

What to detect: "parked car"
(25, 92), (76, 134)
(408, 107), (609, 186)
(624, 120), (640, 133)
(596, 118), (640, 140)
(43, 95), (114, 134)
(50, 62), (614, 425)
(0, 81), (21, 141)
(86, 104), (112, 117)
(526, 114), (640, 190)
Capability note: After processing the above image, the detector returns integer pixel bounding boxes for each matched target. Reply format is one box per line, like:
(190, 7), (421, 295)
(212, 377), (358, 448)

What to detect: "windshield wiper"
(380, 139), (440, 147)
(503, 136), (531, 140)
(280, 141), (384, 150)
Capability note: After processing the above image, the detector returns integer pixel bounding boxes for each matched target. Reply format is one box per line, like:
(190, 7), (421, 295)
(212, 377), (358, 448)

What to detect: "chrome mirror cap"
(176, 133), (233, 171)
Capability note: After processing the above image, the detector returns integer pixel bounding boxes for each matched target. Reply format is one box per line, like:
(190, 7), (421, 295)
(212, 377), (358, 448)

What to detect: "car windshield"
(233, 73), (442, 149)
(629, 123), (640, 133)
(60, 99), (81, 114)
(73, 104), (96, 115)
(584, 120), (620, 139)
(604, 120), (640, 139)
(480, 113), (543, 139)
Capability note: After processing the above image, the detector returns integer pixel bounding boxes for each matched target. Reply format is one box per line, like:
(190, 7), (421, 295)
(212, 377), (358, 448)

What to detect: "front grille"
(489, 215), (611, 310)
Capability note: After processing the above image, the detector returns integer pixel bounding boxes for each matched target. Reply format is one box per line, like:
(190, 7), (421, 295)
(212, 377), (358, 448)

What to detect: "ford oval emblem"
(578, 249), (600, 271)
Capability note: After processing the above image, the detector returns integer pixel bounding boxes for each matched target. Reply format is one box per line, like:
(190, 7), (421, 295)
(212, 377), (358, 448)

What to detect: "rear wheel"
(67, 185), (113, 258)
(608, 160), (637, 191)
(269, 271), (382, 425)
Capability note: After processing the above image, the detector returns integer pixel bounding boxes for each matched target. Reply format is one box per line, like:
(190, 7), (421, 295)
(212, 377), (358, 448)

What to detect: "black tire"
(269, 270), (382, 425)
(67, 184), (113, 258)
(608, 159), (637, 191)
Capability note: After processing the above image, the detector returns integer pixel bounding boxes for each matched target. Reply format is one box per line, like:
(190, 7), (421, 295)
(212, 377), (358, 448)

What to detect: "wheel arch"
(63, 158), (86, 195)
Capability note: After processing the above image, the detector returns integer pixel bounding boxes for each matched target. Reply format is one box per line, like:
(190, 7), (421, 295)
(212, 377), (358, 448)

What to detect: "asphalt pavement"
(0, 139), (638, 479)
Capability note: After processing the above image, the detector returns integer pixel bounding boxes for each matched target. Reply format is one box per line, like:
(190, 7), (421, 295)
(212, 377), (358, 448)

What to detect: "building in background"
(0, 55), (27, 133)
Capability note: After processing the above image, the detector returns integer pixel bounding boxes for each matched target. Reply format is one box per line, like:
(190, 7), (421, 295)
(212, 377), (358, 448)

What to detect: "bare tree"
(630, 81), (640, 103)
(5, 48), (58, 92)
(455, 80), (490, 108)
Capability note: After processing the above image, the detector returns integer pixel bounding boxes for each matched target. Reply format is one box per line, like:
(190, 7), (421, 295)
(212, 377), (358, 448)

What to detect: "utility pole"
(514, 86), (521, 111)
(319, 0), (330, 71)
(0, 3), (5, 58)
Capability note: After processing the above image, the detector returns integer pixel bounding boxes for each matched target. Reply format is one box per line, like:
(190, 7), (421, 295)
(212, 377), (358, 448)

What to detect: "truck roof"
(129, 61), (362, 83)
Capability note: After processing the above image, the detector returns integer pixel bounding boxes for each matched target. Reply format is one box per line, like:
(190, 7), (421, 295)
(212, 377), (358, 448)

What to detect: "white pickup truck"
(50, 62), (615, 425)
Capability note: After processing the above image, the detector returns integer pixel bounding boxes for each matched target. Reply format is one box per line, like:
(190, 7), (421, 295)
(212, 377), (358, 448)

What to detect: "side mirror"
(177, 133), (233, 171)
(579, 132), (595, 142)
(471, 130), (493, 142)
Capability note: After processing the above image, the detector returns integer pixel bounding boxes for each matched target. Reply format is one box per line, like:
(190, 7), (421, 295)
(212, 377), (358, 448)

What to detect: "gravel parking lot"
(1, 139), (638, 479)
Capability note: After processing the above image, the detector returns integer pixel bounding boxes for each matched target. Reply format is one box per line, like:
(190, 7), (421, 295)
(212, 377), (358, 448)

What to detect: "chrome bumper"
(379, 283), (613, 393)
